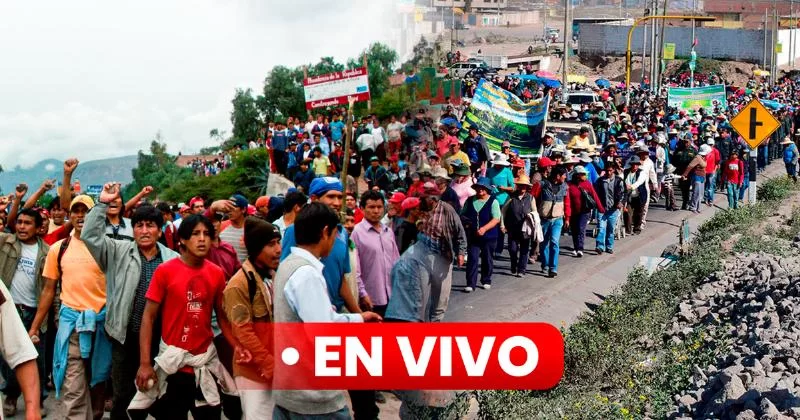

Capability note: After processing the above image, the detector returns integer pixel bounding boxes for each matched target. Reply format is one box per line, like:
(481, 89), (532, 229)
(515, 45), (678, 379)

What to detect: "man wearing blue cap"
(279, 177), (378, 419)
(280, 177), (361, 313)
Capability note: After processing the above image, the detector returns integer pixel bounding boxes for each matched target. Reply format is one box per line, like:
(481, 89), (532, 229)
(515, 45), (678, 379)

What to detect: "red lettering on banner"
(272, 323), (563, 390)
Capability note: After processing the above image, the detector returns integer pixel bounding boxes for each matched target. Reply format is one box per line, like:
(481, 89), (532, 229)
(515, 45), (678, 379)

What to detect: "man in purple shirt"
(350, 190), (400, 317)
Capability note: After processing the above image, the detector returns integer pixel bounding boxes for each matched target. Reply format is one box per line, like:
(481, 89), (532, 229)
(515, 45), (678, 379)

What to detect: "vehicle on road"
(448, 61), (490, 79)
(564, 90), (599, 111)
(546, 121), (598, 151)
(464, 67), (498, 81)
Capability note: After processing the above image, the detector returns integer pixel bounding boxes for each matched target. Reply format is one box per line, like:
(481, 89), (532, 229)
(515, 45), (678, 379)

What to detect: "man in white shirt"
(0, 208), (49, 417)
(386, 115), (404, 157)
(272, 202), (381, 419)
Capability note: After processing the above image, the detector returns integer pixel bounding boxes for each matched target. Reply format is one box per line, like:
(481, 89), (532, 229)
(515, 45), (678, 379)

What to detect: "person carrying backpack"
(567, 166), (605, 258)
(223, 217), (282, 419)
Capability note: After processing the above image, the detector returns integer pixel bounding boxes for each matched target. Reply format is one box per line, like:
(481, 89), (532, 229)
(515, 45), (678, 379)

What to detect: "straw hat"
(515, 174), (532, 186)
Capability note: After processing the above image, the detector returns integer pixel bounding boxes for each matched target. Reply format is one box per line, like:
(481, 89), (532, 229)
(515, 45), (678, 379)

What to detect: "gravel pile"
(667, 237), (800, 420)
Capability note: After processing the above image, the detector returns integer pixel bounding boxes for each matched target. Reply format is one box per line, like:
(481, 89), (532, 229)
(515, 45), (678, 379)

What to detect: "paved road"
(444, 163), (786, 327)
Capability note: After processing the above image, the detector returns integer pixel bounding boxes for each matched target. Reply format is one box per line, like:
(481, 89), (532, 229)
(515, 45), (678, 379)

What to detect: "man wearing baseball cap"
(189, 196), (205, 215)
(278, 177), (379, 418)
(30, 194), (111, 420)
(280, 177), (362, 314)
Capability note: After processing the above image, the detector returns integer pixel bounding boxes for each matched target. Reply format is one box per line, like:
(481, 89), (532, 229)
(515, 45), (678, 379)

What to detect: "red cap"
(189, 196), (204, 207)
(512, 159), (525, 168)
(255, 196), (269, 208)
(388, 192), (407, 204)
(401, 197), (421, 211)
(179, 205), (191, 213)
(538, 157), (556, 168)
(247, 204), (257, 216)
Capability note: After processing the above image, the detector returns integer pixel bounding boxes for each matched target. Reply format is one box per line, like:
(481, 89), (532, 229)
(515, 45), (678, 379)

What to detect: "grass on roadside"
(468, 177), (800, 419)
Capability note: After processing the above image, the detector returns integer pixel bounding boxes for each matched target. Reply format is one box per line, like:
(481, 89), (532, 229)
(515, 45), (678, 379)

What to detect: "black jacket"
(593, 175), (625, 212)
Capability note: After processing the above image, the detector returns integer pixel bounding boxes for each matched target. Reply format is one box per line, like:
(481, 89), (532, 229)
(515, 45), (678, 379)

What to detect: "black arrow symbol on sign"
(749, 107), (763, 140)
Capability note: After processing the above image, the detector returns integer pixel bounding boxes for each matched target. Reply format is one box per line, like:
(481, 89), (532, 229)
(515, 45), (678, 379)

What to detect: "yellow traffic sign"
(730, 98), (781, 149)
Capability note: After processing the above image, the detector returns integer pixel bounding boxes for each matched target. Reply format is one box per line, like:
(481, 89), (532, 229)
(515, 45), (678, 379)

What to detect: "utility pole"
(642, 16), (648, 84)
(789, 0), (797, 70)
(656, 0), (668, 92)
(764, 9), (768, 69)
(650, 0), (658, 90)
(562, 0), (570, 88)
(773, 5), (779, 82)
(543, 8), (548, 37)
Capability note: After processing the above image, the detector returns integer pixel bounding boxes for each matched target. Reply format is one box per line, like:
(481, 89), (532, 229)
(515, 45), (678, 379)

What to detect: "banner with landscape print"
(460, 79), (549, 157)
(667, 84), (727, 112)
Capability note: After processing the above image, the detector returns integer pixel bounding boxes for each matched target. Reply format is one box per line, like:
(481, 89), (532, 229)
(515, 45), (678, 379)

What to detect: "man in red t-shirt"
(703, 136), (721, 206)
(132, 214), (237, 419)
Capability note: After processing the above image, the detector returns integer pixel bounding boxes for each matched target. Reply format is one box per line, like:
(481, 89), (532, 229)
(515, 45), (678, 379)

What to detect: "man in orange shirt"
(29, 194), (110, 420)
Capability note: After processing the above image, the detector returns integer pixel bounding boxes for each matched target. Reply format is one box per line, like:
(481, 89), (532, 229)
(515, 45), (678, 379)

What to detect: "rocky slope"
(667, 236), (800, 419)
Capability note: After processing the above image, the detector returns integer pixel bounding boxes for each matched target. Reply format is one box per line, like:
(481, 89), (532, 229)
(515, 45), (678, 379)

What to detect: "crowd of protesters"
(0, 68), (798, 420)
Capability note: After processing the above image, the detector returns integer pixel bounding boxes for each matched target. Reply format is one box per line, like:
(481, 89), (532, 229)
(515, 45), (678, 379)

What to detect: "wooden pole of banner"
(339, 99), (355, 223)
(303, 66), (313, 120)
(363, 54), (371, 112)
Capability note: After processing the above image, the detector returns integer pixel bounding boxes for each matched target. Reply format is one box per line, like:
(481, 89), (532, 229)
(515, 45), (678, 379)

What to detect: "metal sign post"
(749, 148), (758, 204)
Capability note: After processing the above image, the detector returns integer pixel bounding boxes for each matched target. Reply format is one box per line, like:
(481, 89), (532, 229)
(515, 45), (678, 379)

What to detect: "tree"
(230, 88), (262, 147)
(160, 148), (270, 203)
(260, 66), (306, 122)
(348, 43), (398, 102)
(308, 56), (345, 77)
(209, 128), (227, 143)
(123, 133), (193, 200)
(372, 86), (415, 120)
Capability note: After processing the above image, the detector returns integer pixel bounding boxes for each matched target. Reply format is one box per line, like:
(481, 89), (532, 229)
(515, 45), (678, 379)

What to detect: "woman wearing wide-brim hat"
(461, 177), (501, 292)
(782, 136), (799, 183)
(500, 175), (541, 277)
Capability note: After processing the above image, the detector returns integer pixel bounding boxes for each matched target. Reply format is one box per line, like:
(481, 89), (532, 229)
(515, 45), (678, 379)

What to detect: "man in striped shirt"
(207, 194), (249, 263)
(418, 195), (467, 264)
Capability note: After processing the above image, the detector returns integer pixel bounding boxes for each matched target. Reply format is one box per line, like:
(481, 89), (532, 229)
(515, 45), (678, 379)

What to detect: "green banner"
(663, 43), (675, 60)
(667, 84), (727, 111)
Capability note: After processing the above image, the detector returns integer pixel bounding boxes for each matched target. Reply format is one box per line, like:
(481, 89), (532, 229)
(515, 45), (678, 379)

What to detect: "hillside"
(0, 155), (138, 195)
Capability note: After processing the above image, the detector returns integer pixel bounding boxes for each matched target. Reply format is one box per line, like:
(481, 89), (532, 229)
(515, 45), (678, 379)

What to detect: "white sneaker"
(480, 284), (491, 290)
(464, 287), (474, 293)
(577, 250), (584, 257)
(571, 250), (578, 257)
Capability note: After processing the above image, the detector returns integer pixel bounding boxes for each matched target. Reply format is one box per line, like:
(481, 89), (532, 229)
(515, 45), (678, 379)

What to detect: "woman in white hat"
(782, 136), (799, 183)
(681, 144), (710, 213)
(661, 164), (679, 211)
(487, 153), (515, 255)
(501, 175), (539, 276)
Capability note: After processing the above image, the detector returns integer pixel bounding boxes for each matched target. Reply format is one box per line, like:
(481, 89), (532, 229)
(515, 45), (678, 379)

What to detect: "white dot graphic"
(282, 347), (300, 366)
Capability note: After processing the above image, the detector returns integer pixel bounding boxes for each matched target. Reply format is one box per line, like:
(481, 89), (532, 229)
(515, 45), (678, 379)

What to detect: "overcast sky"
(0, 0), (395, 168)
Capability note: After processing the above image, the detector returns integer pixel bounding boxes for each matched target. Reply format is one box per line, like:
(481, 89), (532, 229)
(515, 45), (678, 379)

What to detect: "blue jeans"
(690, 175), (705, 212)
(596, 209), (620, 251)
(0, 305), (47, 401)
(726, 182), (740, 209)
(739, 175), (749, 201)
(539, 217), (564, 273)
(704, 173), (716, 203)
